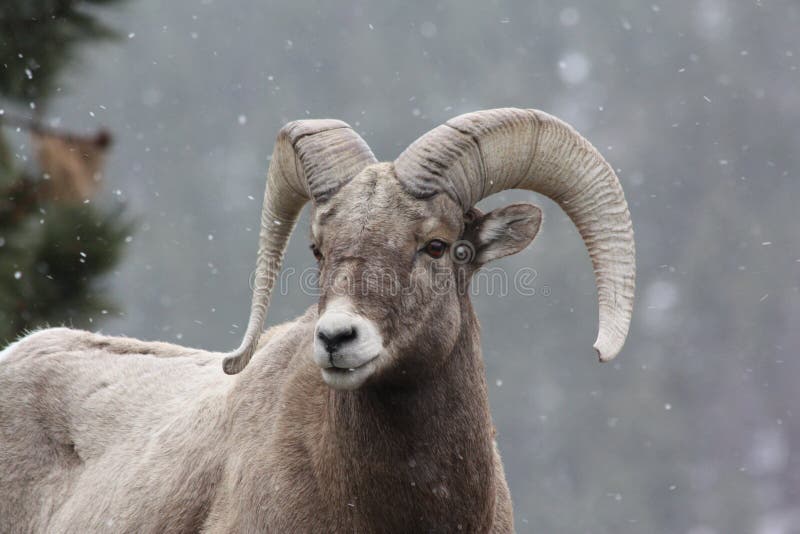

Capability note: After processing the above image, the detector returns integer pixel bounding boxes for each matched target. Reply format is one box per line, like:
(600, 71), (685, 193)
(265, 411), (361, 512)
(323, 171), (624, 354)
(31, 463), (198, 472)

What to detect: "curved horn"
(394, 108), (635, 361)
(222, 120), (376, 374)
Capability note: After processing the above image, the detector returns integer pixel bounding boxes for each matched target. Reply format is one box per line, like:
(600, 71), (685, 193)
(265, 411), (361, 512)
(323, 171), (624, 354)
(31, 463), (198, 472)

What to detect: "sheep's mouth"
(320, 356), (379, 390)
(325, 365), (359, 375)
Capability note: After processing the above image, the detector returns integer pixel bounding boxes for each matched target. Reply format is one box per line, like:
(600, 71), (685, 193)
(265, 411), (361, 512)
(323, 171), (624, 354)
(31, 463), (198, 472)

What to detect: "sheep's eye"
(310, 244), (323, 261)
(424, 239), (448, 259)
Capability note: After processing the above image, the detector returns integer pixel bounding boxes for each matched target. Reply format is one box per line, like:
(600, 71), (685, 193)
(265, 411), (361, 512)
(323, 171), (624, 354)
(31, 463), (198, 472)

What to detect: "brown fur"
(0, 165), (542, 532)
(32, 129), (111, 203)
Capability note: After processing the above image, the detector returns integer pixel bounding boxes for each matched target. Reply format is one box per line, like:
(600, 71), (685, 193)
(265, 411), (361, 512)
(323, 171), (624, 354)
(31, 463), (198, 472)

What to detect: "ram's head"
(222, 109), (635, 391)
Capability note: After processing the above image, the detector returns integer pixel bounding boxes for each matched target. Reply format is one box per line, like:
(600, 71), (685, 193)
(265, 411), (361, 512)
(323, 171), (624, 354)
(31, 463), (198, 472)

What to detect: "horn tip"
(222, 353), (246, 375)
(593, 334), (623, 363)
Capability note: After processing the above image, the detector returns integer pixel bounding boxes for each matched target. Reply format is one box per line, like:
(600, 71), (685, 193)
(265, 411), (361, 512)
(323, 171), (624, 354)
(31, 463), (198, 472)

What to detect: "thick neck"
(311, 298), (497, 531)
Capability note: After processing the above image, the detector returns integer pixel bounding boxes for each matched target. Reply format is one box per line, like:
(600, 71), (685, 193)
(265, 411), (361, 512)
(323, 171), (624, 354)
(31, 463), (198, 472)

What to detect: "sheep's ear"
(465, 203), (542, 265)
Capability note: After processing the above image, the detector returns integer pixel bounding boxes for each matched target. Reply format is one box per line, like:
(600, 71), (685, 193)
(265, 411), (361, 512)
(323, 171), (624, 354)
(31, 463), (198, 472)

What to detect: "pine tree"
(0, 0), (132, 343)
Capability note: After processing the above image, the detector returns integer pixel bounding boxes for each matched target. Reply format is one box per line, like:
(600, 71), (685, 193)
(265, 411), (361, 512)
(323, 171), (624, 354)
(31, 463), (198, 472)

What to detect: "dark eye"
(310, 244), (323, 261)
(424, 239), (448, 259)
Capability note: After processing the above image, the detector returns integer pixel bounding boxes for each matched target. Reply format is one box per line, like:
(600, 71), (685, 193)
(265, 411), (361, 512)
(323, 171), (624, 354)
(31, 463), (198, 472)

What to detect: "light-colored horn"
(394, 108), (635, 362)
(222, 120), (376, 374)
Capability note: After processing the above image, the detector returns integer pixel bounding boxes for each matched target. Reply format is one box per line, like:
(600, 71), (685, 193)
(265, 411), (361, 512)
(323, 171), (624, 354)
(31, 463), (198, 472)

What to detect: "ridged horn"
(394, 108), (635, 361)
(222, 120), (376, 374)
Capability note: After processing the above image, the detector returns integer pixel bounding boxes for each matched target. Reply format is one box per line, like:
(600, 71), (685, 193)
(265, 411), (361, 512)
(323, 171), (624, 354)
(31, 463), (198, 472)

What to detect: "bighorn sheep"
(0, 108), (635, 532)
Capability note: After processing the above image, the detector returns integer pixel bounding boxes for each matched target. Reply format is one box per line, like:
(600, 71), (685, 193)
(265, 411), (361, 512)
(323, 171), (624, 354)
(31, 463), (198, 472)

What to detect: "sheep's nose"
(317, 322), (358, 355)
(312, 300), (384, 388)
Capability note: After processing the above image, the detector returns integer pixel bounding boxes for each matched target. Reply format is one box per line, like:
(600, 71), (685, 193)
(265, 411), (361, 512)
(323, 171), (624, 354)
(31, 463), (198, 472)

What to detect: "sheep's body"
(0, 327), (229, 532)
(0, 305), (513, 533)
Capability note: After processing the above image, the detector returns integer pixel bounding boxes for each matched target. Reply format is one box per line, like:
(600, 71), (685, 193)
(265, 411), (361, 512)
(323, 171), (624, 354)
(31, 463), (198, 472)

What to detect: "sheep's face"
(310, 163), (541, 390)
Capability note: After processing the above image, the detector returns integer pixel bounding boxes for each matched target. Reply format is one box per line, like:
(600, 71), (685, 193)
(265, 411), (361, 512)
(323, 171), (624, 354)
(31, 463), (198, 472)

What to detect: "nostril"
(317, 326), (357, 354)
(339, 327), (357, 344)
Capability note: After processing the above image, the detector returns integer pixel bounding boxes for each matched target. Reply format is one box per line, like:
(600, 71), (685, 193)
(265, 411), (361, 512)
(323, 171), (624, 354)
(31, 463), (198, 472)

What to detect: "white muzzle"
(313, 299), (384, 390)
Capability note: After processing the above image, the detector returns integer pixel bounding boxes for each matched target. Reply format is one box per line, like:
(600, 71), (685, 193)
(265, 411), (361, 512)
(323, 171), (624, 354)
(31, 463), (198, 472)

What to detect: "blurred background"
(1, 1), (798, 532)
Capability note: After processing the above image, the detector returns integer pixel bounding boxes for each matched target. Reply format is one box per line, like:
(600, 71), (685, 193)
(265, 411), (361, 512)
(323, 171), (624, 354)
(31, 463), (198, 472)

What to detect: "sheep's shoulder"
(1, 328), (225, 458)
